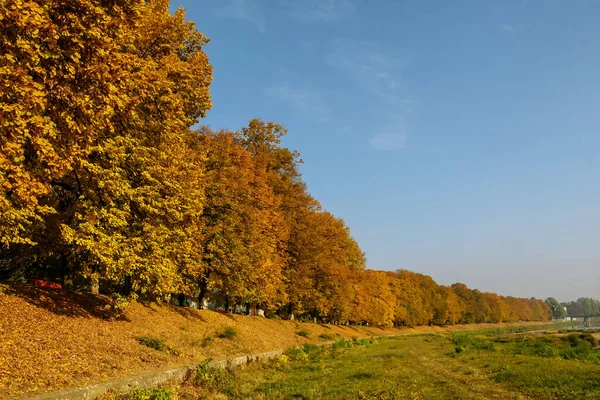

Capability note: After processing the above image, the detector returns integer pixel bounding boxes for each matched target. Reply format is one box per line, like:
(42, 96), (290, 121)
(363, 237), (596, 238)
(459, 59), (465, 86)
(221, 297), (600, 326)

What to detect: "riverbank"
(172, 329), (600, 399)
(0, 283), (550, 399)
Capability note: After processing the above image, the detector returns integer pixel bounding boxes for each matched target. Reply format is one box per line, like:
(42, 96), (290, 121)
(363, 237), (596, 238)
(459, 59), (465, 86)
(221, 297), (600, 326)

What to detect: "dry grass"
(0, 283), (548, 398)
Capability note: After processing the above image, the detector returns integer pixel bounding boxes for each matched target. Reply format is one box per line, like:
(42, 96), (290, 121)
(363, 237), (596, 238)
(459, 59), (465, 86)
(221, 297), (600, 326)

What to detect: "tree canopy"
(562, 298), (600, 317)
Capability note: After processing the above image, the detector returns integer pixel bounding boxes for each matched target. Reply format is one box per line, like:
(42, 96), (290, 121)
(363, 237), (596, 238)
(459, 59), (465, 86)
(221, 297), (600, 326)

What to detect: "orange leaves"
(193, 129), (287, 306)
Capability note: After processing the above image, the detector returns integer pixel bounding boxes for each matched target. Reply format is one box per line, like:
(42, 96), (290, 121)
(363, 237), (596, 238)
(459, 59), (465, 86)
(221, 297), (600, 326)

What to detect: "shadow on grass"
(337, 325), (362, 332)
(2, 283), (129, 321)
(171, 305), (208, 322)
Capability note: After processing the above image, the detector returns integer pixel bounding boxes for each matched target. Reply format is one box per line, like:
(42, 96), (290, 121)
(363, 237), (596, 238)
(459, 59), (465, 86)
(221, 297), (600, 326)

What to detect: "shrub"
(287, 347), (309, 361)
(319, 333), (335, 341)
(194, 359), (240, 395)
(129, 388), (175, 400)
(218, 327), (238, 339)
(302, 343), (319, 354)
(567, 333), (581, 346)
(471, 339), (495, 351)
(531, 340), (557, 358)
(8, 269), (27, 283)
(296, 329), (310, 338)
(201, 336), (213, 347)
(274, 354), (288, 368)
(451, 334), (494, 352)
(578, 333), (598, 348)
(195, 359), (215, 385)
(494, 364), (517, 383)
(136, 337), (165, 351)
(105, 293), (132, 316)
(332, 339), (353, 350)
(451, 334), (470, 347)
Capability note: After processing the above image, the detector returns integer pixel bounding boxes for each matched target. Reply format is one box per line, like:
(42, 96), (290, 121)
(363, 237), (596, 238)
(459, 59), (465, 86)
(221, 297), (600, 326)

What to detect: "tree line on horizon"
(562, 298), (600, 318)
(0, 0), (550, 326)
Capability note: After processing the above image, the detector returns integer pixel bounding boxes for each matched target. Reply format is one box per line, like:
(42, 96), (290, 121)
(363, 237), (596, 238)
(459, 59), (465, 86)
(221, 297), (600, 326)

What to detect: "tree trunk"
(198, 275), (209, 309)
(90, 273), (99, 294)
(122, 275), (132, 296)
(60, 252), (67, 288)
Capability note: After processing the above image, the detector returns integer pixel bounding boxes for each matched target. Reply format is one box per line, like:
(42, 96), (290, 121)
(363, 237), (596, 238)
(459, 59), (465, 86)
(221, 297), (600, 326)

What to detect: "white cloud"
(326, 39), (409, 108)
(327, 39), (412, 150)
(216, 0), (266, 33)
(286, 0), (355, 22)
(265, 84), (330, 121)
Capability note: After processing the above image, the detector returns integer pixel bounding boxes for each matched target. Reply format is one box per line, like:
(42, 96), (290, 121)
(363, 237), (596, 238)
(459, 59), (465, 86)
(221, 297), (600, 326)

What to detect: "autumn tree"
(283, 209), (365, 319)
(451, 283), (492, 323)
(390, 270), (431, 326)
(432, 286), (465, 325)
(190, 129), (287, 309)
(1, 0), (213, 295)
(483, 293), (510, 323)
(353, 270), (395, 327)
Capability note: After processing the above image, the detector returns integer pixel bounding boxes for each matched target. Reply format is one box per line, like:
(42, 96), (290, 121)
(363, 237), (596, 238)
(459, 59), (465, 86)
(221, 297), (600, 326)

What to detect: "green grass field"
(109, 325), (600, 400)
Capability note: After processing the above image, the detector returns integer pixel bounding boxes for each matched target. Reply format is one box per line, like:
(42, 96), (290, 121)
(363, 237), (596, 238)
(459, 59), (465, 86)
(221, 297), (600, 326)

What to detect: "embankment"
(0, 283), (549, 399)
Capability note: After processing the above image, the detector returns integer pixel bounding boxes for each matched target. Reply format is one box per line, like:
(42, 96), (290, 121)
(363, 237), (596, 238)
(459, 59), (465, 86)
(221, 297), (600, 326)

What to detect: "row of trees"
(562, 298), (600, 317)
(345, 271), (550, 326)
(545, 297), (600, 319)
(0, 0), (551, 326)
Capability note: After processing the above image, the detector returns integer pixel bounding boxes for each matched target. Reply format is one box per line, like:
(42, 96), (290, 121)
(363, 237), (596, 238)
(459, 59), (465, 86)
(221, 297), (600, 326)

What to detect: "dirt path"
(399, 339), (531, 400)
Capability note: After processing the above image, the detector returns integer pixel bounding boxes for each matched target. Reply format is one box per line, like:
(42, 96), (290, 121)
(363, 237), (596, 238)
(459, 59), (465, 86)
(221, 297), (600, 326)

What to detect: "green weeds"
(296, 329), (310, 338)
(136, 337), (165, 351)
(99, 388), (175, 400)
(135, 337), (179, 356)
(318, 333), (335, 341)
(126, 324), (600, 399)
(217, 326), (238, 339)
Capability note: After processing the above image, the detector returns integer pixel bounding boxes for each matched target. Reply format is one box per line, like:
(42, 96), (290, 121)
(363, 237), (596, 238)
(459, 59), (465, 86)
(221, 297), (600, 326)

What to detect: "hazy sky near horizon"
(172, 0), (600, 302)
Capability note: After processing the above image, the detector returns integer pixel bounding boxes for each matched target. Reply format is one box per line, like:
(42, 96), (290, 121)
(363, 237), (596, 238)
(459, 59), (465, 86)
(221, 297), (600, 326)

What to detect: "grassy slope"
(223, 336), (530, 400)
(0, 283), (548, 398)
(178, 332), (600, 399)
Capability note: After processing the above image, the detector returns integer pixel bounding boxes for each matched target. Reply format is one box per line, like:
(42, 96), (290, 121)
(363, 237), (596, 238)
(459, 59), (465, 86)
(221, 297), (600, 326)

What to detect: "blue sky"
(172, 0), (600, 302)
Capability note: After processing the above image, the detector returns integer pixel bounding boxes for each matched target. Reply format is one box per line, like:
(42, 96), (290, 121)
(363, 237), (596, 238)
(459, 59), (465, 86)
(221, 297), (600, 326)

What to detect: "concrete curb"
(19, 330), (480, 399)
(23, 342), (341, 400)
